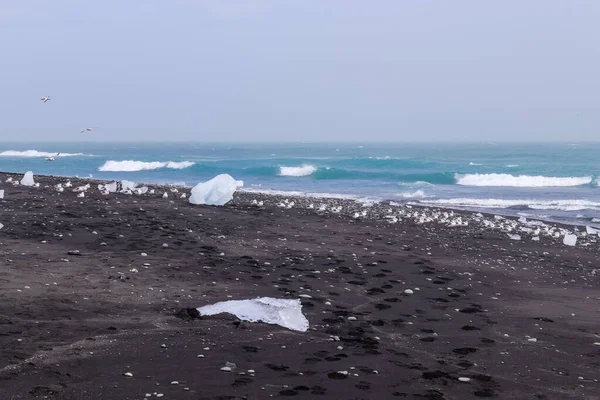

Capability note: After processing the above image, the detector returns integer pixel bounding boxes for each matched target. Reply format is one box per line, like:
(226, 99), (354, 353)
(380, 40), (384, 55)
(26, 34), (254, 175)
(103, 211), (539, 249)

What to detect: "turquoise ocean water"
(1, 142), (599, 225)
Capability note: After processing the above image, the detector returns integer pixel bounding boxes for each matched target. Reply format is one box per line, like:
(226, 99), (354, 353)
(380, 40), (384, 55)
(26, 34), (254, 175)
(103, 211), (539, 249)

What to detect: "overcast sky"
(1, 0), (598, 142)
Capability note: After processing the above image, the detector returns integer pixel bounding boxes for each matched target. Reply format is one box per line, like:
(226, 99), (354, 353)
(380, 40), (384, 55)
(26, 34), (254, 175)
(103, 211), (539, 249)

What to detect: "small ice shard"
(189, 174), (238, 206)
(507, 234), (521, 241)
(563, 234), (577, 247)
(20, 171), (35, 186)
(162, 192), (168, 198)
(404, 289), (414, 295)
(197, 297), (309, 332)
(0, 223), (4, 230)
(0, 189), (4, 199)
(73, 183), (90, 192)
(77, 192), (85, 198)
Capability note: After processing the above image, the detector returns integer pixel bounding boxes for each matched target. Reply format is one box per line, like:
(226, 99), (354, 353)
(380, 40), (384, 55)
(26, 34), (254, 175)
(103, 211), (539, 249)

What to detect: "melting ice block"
(197, 297), (309, 332)
(563, 234), (577, 247)
(20, 171), (35, 186)
(100, 180), (141, 193)
(189, 174), (237, 206)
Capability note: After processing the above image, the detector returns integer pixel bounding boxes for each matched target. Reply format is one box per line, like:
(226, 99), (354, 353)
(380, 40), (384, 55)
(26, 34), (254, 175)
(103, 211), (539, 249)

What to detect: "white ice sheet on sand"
(197, 297), (309, 332)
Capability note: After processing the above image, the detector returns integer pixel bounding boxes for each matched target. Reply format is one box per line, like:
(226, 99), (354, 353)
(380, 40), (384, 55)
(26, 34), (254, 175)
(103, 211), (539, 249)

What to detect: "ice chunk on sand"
(563, 234), (577, 247)
(197, 297), (309, 332)
(0, 189), (4, 199)
(585, 226), (598, 235)
(20, 171), (35, 186)
(100, 180), (141, 194)
(507, 234), (521, 241)
(189, 174), (237, 206)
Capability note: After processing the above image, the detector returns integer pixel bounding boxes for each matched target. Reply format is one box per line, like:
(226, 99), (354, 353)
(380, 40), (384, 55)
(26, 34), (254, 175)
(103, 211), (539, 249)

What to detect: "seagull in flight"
(41, 96), (51, 103)
(80, 127), (93, 133)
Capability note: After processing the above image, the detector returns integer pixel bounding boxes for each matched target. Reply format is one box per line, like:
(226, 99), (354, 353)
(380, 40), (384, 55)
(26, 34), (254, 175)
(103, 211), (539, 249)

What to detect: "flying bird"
(41, 96), (51, 103)
(80, 127), (93, 133)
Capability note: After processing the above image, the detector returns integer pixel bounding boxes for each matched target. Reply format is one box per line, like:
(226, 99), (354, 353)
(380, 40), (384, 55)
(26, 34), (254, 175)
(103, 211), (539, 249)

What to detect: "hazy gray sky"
(1, 0), (598, 142)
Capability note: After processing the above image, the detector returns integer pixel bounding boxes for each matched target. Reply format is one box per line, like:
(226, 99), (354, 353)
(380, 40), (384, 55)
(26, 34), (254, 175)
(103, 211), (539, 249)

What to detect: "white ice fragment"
(236, 180), (244, 188)
(197, 297), (309, 332)
(563, 234), (577, 247)
(404, 289), (414, 295)
(189, 174), (238, 206)
(585, 226), (598, 235)
(20, 171), (35, 186)
(458, 377), (471, 382)
(162, 192), (168, 198)
(0, 189), (4, 199)
(73, 183), (90, 192)
(507, 234), (521, 241)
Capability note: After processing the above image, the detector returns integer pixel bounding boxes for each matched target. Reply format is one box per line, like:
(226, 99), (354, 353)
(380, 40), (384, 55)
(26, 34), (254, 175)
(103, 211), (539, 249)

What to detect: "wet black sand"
(0, 172), (599, 399)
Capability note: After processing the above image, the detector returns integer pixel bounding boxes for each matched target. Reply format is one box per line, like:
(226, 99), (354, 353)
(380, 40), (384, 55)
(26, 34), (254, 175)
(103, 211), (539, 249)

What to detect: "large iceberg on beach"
(20, 171), (35, 186)
(197, 297), (309, 332)
(189, 174), (237, 206)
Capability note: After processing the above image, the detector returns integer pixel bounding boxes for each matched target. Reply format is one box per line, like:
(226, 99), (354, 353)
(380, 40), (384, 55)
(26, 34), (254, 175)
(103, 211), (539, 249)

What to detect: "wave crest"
(0, 150), (86, 157)
(279, 165), (317, 177)
(98, 160), (195, 172)
(455, 173), (592, 187)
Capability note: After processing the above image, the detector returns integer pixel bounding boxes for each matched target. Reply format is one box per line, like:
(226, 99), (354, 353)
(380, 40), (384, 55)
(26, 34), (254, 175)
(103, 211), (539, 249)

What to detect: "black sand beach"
(0, 172), (599, 399)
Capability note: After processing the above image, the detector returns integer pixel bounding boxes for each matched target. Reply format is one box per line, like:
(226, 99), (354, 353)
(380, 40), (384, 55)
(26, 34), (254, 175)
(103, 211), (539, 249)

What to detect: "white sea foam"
(419, 198), (600, 211)
(455, 173), (592, 187)
(0, 150), (86, 157)
(98, 160), (195, 172)
(278, 165), (317, 177)
(399, 190), (427, 199)
(469, 162), (482, 166)
(505, 164), (519, 168)
(241, 188), (380, 204)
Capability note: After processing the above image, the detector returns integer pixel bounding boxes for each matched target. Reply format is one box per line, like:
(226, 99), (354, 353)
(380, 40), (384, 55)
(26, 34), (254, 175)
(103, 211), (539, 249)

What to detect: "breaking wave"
(0, 150), (87, 157)
(399, 190), (427, 199)
(419, 198), (600, 211)
(455, 173), (592, 187)
(279, 165), (317, 177)
(98, 160), (195, 172)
